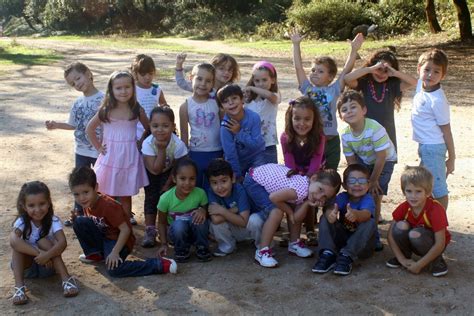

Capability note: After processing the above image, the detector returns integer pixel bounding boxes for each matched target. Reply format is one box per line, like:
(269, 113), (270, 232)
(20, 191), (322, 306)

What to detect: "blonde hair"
(400, 166), (433, 194)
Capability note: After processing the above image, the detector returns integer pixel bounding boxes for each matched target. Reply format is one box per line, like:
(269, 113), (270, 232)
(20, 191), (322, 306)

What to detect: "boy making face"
(206, 159), (251, 257)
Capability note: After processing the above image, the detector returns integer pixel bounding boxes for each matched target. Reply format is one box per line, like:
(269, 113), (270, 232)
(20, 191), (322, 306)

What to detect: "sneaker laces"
(291, 239), (306, 249)
(260, 248), (274, 257)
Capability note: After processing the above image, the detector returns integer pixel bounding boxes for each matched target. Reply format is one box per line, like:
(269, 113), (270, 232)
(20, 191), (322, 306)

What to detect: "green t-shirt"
(158, 186), (208, 224)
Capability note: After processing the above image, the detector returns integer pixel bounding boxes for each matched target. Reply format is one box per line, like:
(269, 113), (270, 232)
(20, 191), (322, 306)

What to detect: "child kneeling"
(207, 159), (252, 256)
(313, 164), (376, 276)
(69, 166), (177, 277)
(386, 166), (450, 277)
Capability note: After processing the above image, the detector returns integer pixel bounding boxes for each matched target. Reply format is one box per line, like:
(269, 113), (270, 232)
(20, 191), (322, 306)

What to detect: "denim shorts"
(11, 260), (56, 279)
(419, 143), (448, 198)
(362, 160), (395, 195)
(243, 174), (275, 221)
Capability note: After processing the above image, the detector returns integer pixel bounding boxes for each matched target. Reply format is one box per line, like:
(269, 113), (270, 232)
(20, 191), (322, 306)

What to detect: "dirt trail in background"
(0, 37), (473, 315)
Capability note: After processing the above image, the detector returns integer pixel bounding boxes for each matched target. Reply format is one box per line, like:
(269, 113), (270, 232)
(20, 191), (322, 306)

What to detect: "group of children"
(10, 32), (455, 305)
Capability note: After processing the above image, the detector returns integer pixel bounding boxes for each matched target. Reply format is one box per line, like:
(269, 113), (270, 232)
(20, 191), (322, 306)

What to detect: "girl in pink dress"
(86, 70), (150, 221)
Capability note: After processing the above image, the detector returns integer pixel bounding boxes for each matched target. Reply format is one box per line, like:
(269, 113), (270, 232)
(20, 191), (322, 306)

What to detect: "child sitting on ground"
(386, 166), (450, 277)
(69, 166), (177, 277)
(217, 84), (266, 181)
(207, 159), (252, 256)
(312, 164), (376, 276)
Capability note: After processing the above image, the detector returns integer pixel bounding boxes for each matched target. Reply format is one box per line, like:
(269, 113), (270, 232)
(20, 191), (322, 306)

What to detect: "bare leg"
(145, 213), (157, 227)
(259, 209), (284, 248)
(11, 250), (31, 288)
(117, 196), (132, 218)
(436, 195), (449, 211)
(37, 238), (71, 282)
(375, 194), (382, 223)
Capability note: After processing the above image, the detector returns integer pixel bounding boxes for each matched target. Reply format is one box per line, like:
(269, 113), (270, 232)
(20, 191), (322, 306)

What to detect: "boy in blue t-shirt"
(217, 84), (266, 181)
(312, 164), (376, 276)
(206, 159), (251, 256)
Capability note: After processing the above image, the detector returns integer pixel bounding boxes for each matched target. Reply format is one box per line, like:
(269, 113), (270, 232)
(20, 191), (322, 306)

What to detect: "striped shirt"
(341, 118), (397, 165)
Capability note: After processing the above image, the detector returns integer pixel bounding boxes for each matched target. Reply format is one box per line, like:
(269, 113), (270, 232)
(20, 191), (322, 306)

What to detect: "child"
(338, 90), (397, 249)
(10, 181), (78, 305)
(312, 164), (376, 276)
(141, 106), (188, 247)
(244, 61), (281, 163)
(411, 48), (455, 211)
(281, 95), (326, 244)
(179, 63), (223, 188)
(45, 62), (104, 225)
(386, 166), (450, 277)
(86, 70), (150, 222)
(217, 84), (266, 181)
(207, 159), (252, 256)
(69, 166), (177, 277)
(131, 54), (167, 140)
(290, 29), (364, 170)
(344, 50), (417, 152)
(244, 164), (341, 268)
(157, 158), (212, 262)
(175, 52), (240, 95)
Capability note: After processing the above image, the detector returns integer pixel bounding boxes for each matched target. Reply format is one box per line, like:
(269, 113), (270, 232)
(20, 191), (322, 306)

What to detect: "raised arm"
(244, 87), (279, 104)
(339, 33), (364, 91)
(45, 121), (75, 130)
(289, 29), (308, 87)
(384, 63), (417, 92)
(175, 53), (193, 92)
(179, 101), (189, 146)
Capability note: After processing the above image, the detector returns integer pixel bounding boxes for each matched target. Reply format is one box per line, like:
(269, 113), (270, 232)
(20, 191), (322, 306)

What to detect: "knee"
(72, 216), (90, 230)
(171, 220), (188, 234)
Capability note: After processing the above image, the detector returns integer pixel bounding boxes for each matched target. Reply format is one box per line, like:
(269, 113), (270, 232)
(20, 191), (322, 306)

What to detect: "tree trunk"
(22, 13), (37, 31)
(453, 0), (473, 41)
(425, 0), (442, 33)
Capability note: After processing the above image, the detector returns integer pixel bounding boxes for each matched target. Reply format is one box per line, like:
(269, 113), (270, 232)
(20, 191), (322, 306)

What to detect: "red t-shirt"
(84, 194), (136, 252)
(392, 197), (451, 245)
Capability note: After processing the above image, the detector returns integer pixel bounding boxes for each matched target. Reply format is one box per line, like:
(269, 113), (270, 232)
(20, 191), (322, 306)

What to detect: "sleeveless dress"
(94, 118), (149, 196)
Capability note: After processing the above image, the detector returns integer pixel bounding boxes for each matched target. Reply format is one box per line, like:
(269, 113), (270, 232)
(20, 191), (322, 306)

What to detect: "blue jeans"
(263, 145), (278, 164)
(169, 219), (210, 254)
(418, 143), (448, 198)
(318, 215), (376, 260)
(73, 217), (164, 277)
(74, 154), (97, 214)
(189, 150), (223, 190)
(243, 174), (274, 221)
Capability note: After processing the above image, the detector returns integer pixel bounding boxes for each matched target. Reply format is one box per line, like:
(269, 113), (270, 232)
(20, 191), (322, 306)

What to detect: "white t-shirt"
(67, 91), (104, 158)
(13, 215), (63, 247)
(411, 80), (450, 144)
(245, 92), (280, 147)
(141, 133), (188, 173)
(186, 96), (222, 152)
(136, 84), (162, 139)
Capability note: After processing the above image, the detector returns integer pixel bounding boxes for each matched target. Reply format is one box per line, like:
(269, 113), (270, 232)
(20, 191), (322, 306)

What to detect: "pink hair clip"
(253, 61), (276, 76)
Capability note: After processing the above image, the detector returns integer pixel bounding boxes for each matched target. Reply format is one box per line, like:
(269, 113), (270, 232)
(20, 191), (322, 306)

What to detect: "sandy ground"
(0, 37), (473, 315)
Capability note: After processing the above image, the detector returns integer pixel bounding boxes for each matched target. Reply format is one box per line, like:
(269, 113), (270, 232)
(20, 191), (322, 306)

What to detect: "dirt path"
(0, 37), (473, 315)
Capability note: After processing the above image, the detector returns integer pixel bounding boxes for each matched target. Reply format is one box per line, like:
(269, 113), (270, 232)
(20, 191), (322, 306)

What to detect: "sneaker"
(213, 248), (231, 257)
(160, 257), (178, 274)
(64, 219), (73, 227)
(312, 251), (336, 273)
(306, 231), (318, 247)
(288, 239), (313, 258)
(431, 256), (448, 277)
(255, 247), (278, 268)
(386, 257), (402, 269)
(141, 226), (157, 248)
(196, 246), (212, 262)
(333, 254), (353, 276)
(174, 250), (191, 263)
(79, 253), (104, 264)
(130, 214), (138, 226)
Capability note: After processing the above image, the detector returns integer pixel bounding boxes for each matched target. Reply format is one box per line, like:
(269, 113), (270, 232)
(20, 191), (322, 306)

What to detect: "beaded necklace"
(368, 80), (387, 103)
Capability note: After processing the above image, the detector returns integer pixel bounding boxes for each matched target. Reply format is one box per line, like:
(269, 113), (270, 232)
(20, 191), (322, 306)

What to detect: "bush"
(287, 0), (372, 40)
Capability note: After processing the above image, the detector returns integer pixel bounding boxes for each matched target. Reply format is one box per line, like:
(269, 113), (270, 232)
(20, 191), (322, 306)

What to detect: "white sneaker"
(288, 239), (313, 258)
(255, 247), (278, 268)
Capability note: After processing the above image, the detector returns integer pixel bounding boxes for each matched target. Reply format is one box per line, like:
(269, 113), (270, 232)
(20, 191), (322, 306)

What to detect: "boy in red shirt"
(69, 166), (177, 277)
(386, 166), (450, 277)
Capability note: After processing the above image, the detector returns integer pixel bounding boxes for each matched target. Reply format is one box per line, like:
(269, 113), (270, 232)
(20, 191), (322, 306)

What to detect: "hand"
(153, 138), (169, 150)
(70, 209), (78, 222)
(350, 32), (364, 51)
(157, 244), (168, 257)
(44, 260), (53, 270)
(369, 62), (386, 74)
(446, 157), (455, 177)
(45, 120), (57, 130)
(344, 204), (357, 223)
(242, 87), (253, 103)
(34, 250), (51, 266)
(326, 203), (339, 224)
(98, 144), (107, 155)
(192, 207), (207, 225)
(288, 28), (304, 44)
(176, 53), (187, 68)
(406, 261), (423, 274)
(106, 252), (123, 270)
(229, 206), (239, 214)
(383, 62), (398, 77)
(223, 118), (240, 134)
(208, 203), (225, 216)
(400, 257), (416, 269)
(369, 181), (383, 196)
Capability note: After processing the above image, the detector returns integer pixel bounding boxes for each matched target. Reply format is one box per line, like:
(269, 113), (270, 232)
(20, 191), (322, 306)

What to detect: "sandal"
(12, 285), (28, 305)
(62, 277), (79, 297)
